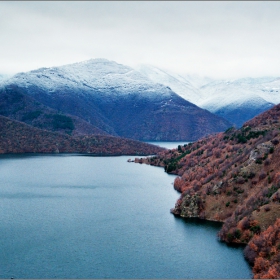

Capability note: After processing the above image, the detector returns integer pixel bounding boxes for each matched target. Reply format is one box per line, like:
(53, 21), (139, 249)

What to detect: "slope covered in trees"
(0, 115), (164, 155)
(0, 84), (108, 136)
(244, 218), (280, 279)
(0, 59), (232, 141)
(136, 103), (280, 278)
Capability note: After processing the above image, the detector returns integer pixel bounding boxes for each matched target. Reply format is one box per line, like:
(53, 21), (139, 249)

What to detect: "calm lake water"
(0, 149), (252, 278)
(146, 141), (190, 150)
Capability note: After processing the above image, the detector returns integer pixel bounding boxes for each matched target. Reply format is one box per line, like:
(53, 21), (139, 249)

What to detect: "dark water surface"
(0, 153), (252, 278)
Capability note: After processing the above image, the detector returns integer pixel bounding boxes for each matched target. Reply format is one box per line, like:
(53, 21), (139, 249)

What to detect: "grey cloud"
(0, 1), (280, 79)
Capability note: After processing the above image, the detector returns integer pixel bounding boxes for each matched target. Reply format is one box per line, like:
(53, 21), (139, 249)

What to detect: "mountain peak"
(1, 59), (232, 141)
(69, 58), (123, 67)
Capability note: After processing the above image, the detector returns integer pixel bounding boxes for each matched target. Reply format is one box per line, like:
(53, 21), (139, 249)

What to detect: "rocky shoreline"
(134, 104), (280, 279)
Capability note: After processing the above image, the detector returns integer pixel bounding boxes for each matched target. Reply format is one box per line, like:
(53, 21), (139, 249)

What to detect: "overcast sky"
(1, 1), (280, 79)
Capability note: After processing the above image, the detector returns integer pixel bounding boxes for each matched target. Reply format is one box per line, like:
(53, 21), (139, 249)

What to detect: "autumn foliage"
(138, 103), (280, 278)
(244, 219), (280, 278)
(0, 115), (165, 156)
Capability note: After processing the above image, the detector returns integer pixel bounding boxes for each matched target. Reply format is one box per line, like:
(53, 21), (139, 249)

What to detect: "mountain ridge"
(0, 84), (109, 136)
(0, 114), (165, 155)
(1, 59), (232, 141)
(137, 64), (279, 127)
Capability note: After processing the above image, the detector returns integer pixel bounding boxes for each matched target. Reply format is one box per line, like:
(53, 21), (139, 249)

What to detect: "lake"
(0, 148), (252, 278)
(146, 141), (190, 150)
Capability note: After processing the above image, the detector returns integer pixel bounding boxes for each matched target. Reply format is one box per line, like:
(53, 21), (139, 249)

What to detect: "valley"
(1, 58), (280, 278)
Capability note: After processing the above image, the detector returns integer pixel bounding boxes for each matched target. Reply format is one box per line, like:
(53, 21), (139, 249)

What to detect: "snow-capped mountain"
(0, 74), (11, 83)
(137, 65), (279, 127)
(198, 77), (280, 108)
(198, 78), (277, 127)
(250, 77), (280, 104)
(5, 59), (173, 98)
(135, 64), (204, 104)
(1, 59), (231, 141)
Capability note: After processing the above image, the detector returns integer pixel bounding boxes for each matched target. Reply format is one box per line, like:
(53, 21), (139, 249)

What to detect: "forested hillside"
(0, 84), (108, 136)
(136, 104), (280, 278)
(0, 115), (164, 155)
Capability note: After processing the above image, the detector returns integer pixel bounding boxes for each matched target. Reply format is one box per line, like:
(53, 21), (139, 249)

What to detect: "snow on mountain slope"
(4, 59), (173, 99)
(254, 77), (280, 104)
(198, 79), (275, 110)
(137, 65), (279, 110)
(135, 64), (279, 127)
(136, 64), (203, 104)
(181, 74), (214, 89)
(2, 59), (232, 141)
(198, 88), (273, 127)
(194, 78), (279, 127)
(0, 74), (11, 83)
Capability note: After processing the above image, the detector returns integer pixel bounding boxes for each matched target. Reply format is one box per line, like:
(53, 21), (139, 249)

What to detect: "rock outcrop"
(137, 103), (280, 278)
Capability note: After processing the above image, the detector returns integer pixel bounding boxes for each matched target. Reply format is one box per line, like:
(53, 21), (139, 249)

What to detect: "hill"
(1, 59), (231, 141)
(136, 104), (280, 278)
(135, 64), (203, 105)
(198, 78), (276, 127)
(0, 115), (165, 155)
(137, 65), (278, 127)
(0, 84), (108, 136)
